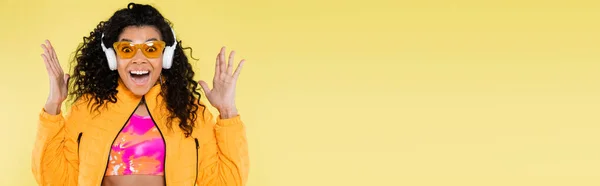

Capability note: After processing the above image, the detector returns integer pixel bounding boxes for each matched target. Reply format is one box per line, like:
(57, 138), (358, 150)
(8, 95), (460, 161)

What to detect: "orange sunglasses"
(112, 41), (166, 59)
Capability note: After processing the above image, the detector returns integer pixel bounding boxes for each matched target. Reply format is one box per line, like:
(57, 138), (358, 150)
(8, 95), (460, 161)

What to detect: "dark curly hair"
(68, 2), (202, 137)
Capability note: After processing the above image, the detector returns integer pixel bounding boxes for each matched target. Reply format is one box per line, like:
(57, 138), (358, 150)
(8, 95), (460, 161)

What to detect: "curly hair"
(68, 2), (202, 137)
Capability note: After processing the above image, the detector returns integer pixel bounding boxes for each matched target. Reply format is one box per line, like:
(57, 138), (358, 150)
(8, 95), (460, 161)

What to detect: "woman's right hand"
(41, 40), (70, 115)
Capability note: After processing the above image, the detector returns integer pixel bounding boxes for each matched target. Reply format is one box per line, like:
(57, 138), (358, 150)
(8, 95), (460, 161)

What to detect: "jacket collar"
(113, 79), (165, 117)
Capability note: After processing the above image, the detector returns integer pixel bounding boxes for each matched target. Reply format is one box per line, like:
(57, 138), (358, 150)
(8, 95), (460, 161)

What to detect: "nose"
(131, 48), (149, 64)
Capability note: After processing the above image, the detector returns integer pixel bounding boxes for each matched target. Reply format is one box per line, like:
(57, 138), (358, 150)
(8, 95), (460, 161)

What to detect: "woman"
(32, 3), (249, 186)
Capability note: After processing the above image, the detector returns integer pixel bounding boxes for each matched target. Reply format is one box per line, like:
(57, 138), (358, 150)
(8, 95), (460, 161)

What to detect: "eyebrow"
(119, 38), (159, 42)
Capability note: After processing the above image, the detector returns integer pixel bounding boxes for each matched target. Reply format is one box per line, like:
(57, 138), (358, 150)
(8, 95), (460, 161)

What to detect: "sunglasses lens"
(142, 41), (165, 58)
(114, 42), (136, 58)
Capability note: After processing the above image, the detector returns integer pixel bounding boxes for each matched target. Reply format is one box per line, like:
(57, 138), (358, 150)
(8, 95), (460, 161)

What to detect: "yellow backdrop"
(1, 0), (600, 185)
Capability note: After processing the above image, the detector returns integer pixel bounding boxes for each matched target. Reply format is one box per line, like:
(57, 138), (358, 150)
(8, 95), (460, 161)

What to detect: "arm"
(33, 39), (80, 185)
(31, 103), (83, 185)
(195, 106), (249, 186)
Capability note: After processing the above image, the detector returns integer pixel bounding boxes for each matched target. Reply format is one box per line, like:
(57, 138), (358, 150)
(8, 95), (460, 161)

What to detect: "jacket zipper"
(194, 138), (199, 185)
(98, 99), (140, 185)
(144, 96), (168, 186)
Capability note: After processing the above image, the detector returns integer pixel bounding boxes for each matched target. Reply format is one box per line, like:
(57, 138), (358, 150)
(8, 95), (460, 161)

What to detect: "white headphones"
(101, 27), (178, 70)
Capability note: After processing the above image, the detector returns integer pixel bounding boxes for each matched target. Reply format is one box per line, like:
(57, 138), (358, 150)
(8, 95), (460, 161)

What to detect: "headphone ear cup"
(162, 46), (175, 69)
(105, 48), (117, 71)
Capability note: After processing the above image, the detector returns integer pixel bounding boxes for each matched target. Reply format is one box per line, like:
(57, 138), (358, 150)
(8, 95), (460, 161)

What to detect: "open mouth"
(129, 70), (151, 86)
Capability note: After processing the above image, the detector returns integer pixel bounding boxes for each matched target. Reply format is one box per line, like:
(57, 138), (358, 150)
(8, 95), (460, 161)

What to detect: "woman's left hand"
(199, 46), (245, 119)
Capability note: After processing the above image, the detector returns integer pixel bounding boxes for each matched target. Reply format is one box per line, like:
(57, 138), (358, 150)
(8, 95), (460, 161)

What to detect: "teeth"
(130, 70), (149, 75)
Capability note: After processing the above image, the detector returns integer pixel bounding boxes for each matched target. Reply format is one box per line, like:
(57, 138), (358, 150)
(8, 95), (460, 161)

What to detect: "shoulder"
(65, 94), (100, 118)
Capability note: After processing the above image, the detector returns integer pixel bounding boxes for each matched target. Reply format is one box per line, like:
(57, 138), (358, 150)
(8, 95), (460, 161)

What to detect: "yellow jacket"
(32, 81), (249, 185)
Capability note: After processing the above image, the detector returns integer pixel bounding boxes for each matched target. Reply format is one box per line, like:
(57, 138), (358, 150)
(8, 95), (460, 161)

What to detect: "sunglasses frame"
(112, 40), (167, 59)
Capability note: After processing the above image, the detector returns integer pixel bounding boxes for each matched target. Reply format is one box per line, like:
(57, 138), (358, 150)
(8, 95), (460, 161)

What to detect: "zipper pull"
(77, 132), (83, 144)
(194, 138), (199, 149)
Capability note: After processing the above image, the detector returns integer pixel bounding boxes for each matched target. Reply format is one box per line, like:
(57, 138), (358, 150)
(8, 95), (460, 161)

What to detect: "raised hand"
(41, 40), (69, 115)
(198, 47), (245, 119)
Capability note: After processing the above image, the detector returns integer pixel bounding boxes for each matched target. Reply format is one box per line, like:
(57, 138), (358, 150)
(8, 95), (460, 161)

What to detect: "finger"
(233, 59), (245, 80)
(198, 80), (211, 95)
(227, 50), (235, 75)
(46, 40), (57, 64)
(47, 40), (63, 74)
(41, 44), (59, 76)
(64, 74), (70, 84)
(43, 43), (61, 76)
(219, 46), (226, 76)
(41, 54), (53, 76)
(214, 54), (221, 79)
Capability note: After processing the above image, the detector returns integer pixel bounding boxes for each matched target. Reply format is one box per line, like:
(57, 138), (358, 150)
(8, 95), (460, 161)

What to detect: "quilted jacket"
(32, 81), (249, 185)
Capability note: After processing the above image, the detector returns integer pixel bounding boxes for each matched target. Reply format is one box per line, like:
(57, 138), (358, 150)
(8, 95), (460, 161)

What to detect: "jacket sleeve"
(31, 102), (84, 185)
(195, 104), (249, 186)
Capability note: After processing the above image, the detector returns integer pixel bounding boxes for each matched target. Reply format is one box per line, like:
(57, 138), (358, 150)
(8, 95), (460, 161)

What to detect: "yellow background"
(1, 0), (600, 185)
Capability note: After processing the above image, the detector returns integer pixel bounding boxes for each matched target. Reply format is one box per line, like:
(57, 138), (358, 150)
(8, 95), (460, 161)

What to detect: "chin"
(120, 67), (159, 96)
(130, 87), (152, 96)
(123, 81), (153, 96)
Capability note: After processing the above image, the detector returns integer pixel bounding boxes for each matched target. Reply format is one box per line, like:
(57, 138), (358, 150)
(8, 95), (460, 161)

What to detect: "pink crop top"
(105, 114), (165, 176)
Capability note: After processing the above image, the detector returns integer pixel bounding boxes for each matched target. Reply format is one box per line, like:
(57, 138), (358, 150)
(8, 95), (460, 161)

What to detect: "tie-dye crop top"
(105, 114), (165, 176)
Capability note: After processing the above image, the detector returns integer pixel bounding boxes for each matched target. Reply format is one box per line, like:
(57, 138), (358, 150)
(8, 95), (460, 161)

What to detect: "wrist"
(218, 107), (238, 119)
(44, 103), (62, 115)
